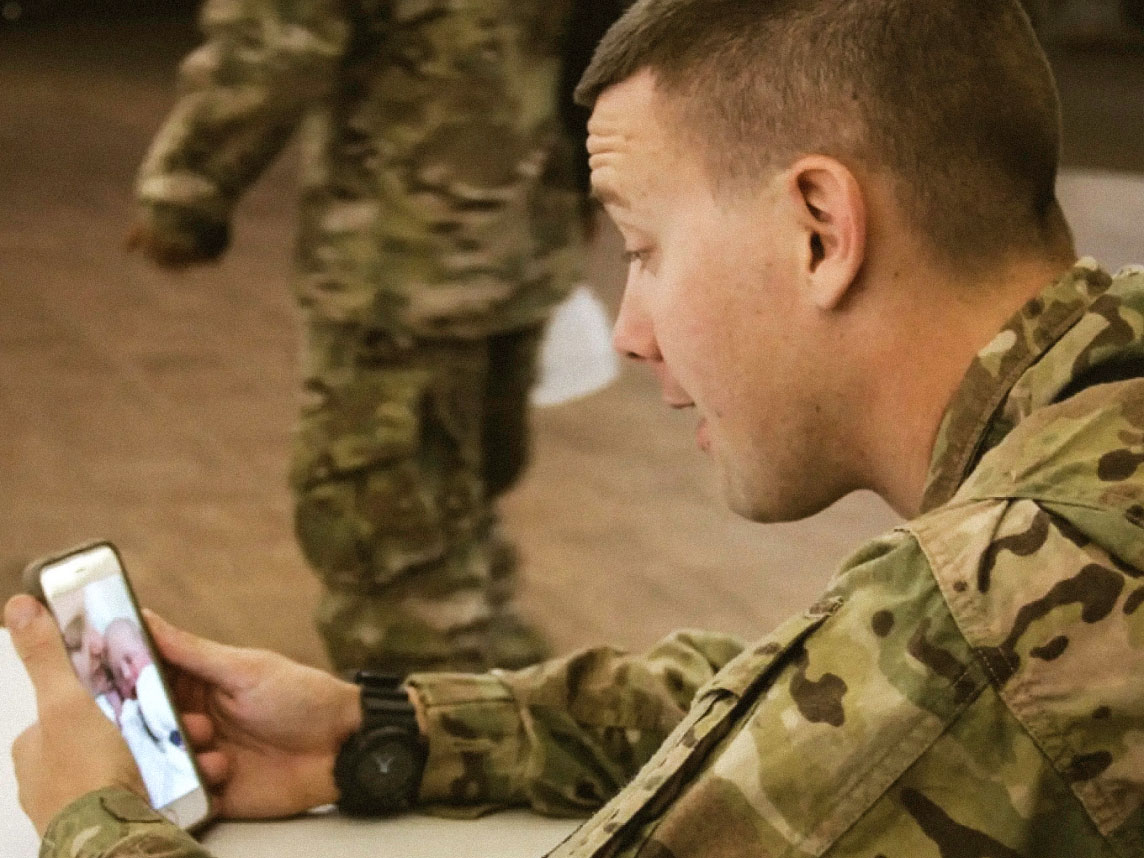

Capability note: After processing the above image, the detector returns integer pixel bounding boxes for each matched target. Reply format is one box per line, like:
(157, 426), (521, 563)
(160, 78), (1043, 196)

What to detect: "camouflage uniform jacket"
(135, 0), (580, 337)
(40, 258), (1144, 856)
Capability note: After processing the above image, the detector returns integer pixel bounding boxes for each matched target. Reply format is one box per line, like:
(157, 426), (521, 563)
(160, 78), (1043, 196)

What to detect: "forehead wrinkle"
(587, 125), (637, 212)
(589, 71), (705, 223)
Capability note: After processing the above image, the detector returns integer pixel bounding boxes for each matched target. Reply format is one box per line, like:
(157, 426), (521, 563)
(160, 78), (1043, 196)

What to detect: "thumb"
(5, 595), (82, 711)
(144, 609), (245, 690)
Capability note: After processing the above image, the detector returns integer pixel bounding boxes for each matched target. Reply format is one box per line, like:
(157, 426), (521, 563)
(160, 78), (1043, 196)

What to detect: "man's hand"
(144, 611), (363, 819)
(125, 217), (229, 270)
(6, 595), (146, 835)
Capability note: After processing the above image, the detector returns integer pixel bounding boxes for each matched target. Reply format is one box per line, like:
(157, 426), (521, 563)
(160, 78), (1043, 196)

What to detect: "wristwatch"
(333, 671), (427, 816)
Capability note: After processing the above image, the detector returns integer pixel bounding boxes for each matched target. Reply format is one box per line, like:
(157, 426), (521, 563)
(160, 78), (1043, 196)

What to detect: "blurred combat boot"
(317, 576), (492, 676)
(487, 611), (552, 670)
(316, 531), (550, 674)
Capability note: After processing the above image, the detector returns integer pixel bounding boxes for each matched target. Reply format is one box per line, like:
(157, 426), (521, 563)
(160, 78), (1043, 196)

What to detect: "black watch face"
(355, 732), (418, 799)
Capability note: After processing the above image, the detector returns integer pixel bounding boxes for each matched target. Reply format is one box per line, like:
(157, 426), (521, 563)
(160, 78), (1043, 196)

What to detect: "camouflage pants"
(291, 317), (547, 674)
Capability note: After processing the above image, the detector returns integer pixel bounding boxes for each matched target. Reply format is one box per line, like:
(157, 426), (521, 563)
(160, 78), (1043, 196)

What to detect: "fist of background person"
(125, 217), (229, 270)
(5, 595), (147, 835)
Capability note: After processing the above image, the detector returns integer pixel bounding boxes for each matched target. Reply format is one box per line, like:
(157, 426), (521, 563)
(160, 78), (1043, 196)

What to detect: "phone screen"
(36, 543), (210, 828)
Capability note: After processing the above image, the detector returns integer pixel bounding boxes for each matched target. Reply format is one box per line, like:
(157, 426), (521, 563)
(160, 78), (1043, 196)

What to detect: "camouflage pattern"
(135, 0), (582, 671)
(39, 788), (206, 858)
(297, 323), (548, 673)
(136, 0), (582, 337)
(39, 261), (1144, 856)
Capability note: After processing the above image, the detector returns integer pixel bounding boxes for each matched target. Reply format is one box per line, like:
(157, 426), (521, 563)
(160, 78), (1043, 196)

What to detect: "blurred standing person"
(129, 0), (583, 674)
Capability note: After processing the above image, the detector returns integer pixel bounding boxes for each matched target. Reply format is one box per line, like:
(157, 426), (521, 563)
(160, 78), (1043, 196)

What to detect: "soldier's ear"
(786, 156), (866, 312)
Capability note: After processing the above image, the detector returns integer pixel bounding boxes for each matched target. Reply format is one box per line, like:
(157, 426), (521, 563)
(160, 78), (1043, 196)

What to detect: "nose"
(612, 279), (659, 363)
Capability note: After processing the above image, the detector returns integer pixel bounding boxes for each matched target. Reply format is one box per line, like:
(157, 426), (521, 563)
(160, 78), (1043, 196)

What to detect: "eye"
(623, 249), (650, 266)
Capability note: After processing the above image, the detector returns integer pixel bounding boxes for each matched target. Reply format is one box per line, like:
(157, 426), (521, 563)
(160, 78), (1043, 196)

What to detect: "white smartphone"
(26, 541), (213, 830)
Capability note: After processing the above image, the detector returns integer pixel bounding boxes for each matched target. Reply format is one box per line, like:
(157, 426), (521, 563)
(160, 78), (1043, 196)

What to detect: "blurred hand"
(6, 595), (146, 835)
(125, 219), (228, 270)
(144, 611), (362, 819)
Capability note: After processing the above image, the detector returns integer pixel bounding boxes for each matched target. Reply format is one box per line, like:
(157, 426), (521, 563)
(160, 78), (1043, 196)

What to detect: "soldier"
(127, 0), (584, 674)
(13, 0), (1144, 855)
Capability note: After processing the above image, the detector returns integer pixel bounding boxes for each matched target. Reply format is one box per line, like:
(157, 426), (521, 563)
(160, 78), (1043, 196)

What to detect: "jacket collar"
(920, 259), (1118, 512)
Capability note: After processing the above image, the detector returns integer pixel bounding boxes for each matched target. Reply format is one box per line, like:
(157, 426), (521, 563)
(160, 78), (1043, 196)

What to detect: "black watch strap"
(357, 671), (420, 732)
(334, 671), (426, 816)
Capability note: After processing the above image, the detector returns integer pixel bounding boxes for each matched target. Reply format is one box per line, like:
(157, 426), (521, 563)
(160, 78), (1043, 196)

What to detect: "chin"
(723, 483), (788, 523)
(723, 473), (837, 524)
(732, 499), (807, 524)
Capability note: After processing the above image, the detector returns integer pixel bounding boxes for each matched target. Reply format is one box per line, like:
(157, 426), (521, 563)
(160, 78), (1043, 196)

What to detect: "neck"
(851, 251), (1074, 519)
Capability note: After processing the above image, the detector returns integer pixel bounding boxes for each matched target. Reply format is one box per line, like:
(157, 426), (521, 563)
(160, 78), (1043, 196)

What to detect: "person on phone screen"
(61, 614), (122, 722)
(104, 619), (182, 743)
(104, 617), (198, 809)
(10, 0), (1144, 856)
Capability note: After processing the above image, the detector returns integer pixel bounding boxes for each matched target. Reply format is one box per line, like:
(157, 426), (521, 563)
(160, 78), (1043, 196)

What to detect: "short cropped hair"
(576, 0), (1070, 270)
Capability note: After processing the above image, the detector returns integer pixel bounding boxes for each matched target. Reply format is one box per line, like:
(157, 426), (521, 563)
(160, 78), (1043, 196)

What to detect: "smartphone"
(25, 541), (212, 830)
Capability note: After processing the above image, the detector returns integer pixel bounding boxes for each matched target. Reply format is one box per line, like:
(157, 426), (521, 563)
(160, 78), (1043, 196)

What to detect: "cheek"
(655, 211), (779, 399)
(662, 279), (759, 404)
(659, 313), (742, 421)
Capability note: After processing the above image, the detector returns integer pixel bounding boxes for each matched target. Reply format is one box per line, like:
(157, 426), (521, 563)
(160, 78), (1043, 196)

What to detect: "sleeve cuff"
(39, 787), (205, 858)
(136, 172), (227, 221)
(405, 672), (530, 814)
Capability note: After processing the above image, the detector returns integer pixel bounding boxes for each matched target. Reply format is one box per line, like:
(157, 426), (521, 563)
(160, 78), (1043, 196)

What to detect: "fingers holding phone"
(175, 710), (233, 789)
(5, 594), (146, 835)
(144, 610), (366, 819)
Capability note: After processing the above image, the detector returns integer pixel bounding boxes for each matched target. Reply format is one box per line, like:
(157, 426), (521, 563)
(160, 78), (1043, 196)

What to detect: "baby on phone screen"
(61, 615), (122, 721)
(68, 613), (197, 807)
